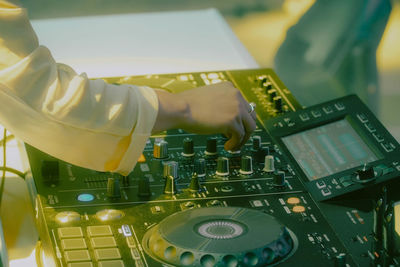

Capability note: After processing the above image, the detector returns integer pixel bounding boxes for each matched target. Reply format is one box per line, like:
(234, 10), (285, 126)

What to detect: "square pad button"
(58, 227), (83, 239)
(91, 237), (117, 248)
(64, 250), (91, 262)
(98, 260), (125, 267)
(68, 262), (94, 267)
(62, 238), (87, 250)
(94, 248), (121, 260)
(87, 225), (113, 237)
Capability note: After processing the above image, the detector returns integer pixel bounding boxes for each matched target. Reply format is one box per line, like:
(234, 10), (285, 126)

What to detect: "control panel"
(266, 95), (400, 201)
(24, 69), (400, 267)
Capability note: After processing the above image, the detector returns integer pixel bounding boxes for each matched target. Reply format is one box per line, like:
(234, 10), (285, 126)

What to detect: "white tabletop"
(31, 9), (258, 78)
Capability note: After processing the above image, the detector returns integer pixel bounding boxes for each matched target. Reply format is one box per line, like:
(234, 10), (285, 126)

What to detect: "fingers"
(224, 101), (257, 151)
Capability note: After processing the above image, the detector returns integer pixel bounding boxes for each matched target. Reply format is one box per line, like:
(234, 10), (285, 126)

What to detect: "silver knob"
(263, 155), (275, 172)
(153, 140), (168, 159)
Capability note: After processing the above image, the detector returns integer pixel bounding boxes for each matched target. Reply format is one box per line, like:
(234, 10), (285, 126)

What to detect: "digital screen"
(282, 119), (380, 181)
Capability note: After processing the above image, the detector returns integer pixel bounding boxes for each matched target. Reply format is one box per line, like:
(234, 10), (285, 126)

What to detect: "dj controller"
(24, 69), (400, 267)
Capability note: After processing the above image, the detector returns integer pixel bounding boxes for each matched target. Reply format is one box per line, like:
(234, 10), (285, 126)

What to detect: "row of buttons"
(357, 113), (396, 152)
(58, 226), (124, 267)
(299, 102), (344, 123)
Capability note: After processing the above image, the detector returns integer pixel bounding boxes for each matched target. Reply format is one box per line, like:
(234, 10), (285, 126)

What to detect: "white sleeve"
(0, 1), (159, 175)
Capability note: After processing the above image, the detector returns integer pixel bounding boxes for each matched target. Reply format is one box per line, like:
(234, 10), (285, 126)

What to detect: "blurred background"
(20, 0), (400, 140)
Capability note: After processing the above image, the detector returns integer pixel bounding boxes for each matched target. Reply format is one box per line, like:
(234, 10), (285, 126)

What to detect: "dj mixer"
(24, 69), (400, 267)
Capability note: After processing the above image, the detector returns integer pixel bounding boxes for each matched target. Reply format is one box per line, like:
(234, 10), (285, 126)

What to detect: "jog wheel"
(142, 207), (297, 266)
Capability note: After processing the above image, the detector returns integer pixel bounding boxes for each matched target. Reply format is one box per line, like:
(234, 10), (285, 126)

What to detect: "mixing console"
(24, 69), (400, 267)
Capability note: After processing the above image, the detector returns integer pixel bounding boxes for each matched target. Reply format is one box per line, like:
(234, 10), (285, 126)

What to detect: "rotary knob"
(273, 96), (283, 112)
(239, 155), (253, 175)
(182, 137), (195, 157)
(164, 175), (178, 195)
(273, 171), (286, 186)
(153, 140), (169, 159)
(357, 164), (375, 181)
(205, 137), (218, 156)
(107, 177), (121, 199)
(163, 161), (178, 179)
(267, 89), (277, 101)
(194, 158), (206, 178)
(252, 136), (261, 150)
(188, 173), (201, 192)
(216, 157), (229, 176)
(263, 155), (275, 173)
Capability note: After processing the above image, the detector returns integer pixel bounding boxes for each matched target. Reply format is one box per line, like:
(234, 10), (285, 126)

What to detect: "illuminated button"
(58, 227), (83, 238)
(87, 225), (113, 237)
(287, 197), (300, 205)
(292, 206), (306, 213)
(64, 250), (91, 262)
(91, 236), (117, 248)
(77, 193), (94, 202)
(61, 238), (87, 250)
(94, 248), (121, 260)
(56, 211), (81, 223)
(96, 209), (124, 221)
(68, 262), (93, 267)
(98, 260), (125, 267)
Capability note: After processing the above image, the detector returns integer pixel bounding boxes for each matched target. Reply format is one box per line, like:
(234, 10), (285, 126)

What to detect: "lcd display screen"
(282, 119), (380, 181)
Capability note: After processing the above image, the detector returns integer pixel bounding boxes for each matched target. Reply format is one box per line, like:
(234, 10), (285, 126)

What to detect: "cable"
(0, 167), (26, 180)
(0, 128), (6, 209)
(0, 134), (14, 146)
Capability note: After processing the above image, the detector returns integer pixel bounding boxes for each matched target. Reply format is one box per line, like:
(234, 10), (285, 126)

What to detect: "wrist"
(152, 90), (190, 134)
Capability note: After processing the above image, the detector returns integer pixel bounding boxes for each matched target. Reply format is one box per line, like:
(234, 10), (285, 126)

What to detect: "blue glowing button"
(78, 193), (95, 202)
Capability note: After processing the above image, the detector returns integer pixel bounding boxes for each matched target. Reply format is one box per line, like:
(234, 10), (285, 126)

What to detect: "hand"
(152, 82), (257, 151)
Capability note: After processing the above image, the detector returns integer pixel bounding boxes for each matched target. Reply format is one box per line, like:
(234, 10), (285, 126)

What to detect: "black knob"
(240, 155), (253, 175)
(273, 96), (282, 112)
(216, 157), (229, 176)
(273, 171), (286, 186)
(137, 176), (151, 198)
(267, 89), (277, 101)
(252, 136), (261, 150)
(188, 173), (201, 192)
(257, 76), (267, 87)
(153, 140), (168, 159)
(334, 253), (347, 267)
(357, 164), (375, 181)
(107, 177), (121, 198)
(182, 137), (195, 157)
(194, 158), (206, 178)
(205, 137), (217, 156)
(263, 81), (273, 90)
(164, 175), (178, 195)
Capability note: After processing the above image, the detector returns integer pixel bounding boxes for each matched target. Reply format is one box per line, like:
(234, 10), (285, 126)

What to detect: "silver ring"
(248, 102), (256, 113)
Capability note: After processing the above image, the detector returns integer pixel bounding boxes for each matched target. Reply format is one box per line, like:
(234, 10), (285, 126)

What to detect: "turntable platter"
(142, 207), (297, 267)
